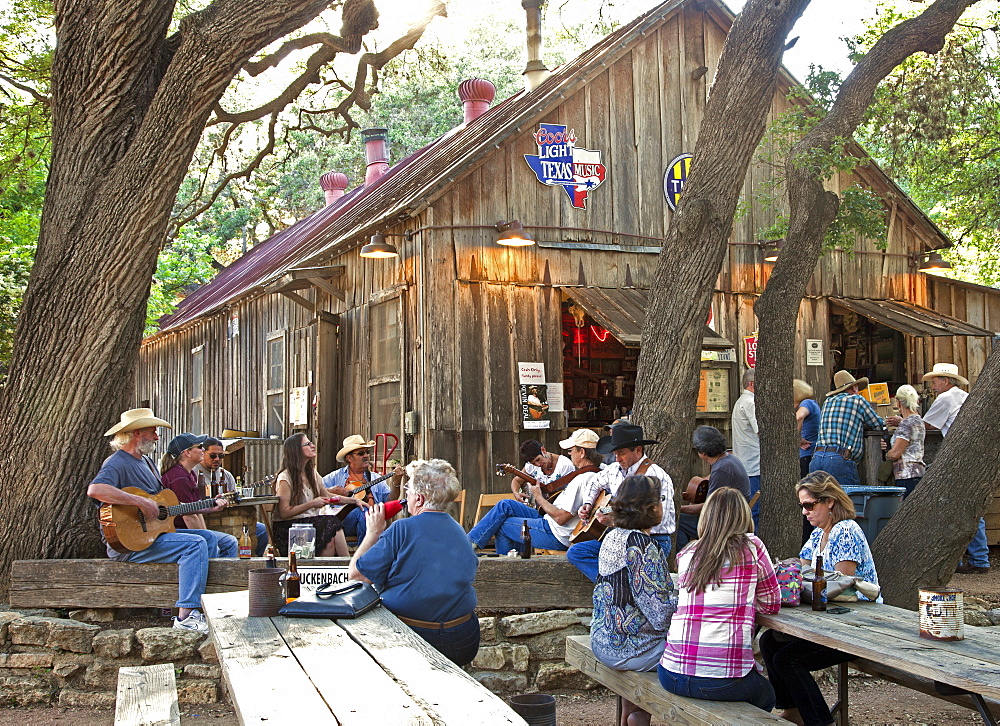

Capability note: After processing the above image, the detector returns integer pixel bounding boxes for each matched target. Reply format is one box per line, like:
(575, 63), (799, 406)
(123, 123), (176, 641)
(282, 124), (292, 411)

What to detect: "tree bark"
(754, 0), (981, 561)
(0, 0), (434, 598)
(634, 0), (809, 491)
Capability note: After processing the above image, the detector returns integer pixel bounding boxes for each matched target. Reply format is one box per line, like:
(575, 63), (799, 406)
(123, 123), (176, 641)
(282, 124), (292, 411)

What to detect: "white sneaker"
(173, 611), (209, 633)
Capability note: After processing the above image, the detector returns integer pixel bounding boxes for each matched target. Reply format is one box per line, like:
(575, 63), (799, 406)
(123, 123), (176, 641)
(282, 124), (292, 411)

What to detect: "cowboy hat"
(104, 408), (172, 436)
(596, 423), (659, 455)
(826, 370), (869, 397)
(559, 429), (600, 450)
(921, 362), (969, 387)
(166, 432), (208, 457)
(336, 434), (375, 462)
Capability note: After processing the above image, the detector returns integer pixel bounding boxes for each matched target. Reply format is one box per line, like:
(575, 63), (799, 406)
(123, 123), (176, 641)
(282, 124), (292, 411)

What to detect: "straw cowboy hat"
(921, 362), (969, 387)
(559, 429), (600, 450)
(826, 370), (869, 397)
(596, 423), (659, 455)
(104, 408), (172, 436)
(336, 434), (375, 462)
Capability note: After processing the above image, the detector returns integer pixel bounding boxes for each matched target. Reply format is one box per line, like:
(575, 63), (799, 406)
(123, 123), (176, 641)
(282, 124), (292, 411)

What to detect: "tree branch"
(0, 73), (50, 105)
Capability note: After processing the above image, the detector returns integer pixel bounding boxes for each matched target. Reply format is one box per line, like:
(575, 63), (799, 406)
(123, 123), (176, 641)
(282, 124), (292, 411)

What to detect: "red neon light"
(590, 325), (609, 342)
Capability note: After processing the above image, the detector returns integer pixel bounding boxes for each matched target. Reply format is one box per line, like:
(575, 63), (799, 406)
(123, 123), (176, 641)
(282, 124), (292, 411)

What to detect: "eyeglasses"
(207, 453), (223, 460)
(800, 498), (827, 511)
(301, 441), (315, 448)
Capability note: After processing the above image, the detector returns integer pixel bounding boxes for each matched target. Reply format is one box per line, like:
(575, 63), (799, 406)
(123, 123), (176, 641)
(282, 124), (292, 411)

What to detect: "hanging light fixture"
(919, 250), (952, 272)
(495, 220), (534, 246)
(762, 240), (782, 262)
(359, 232), (399, 259)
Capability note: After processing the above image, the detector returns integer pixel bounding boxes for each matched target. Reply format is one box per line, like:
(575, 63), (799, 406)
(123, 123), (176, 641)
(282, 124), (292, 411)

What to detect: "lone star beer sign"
(663, 153), (693, 211)
(524, 124), (607, 209)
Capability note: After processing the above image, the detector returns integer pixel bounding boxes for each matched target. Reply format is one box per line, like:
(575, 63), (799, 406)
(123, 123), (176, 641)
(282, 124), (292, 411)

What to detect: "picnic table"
(757, 600), (1000, 726)
(201, 590), (526, 725)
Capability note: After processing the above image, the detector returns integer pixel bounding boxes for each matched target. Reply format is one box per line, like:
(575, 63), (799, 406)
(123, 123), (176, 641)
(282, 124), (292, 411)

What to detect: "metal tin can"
(919, 587), (964, 641)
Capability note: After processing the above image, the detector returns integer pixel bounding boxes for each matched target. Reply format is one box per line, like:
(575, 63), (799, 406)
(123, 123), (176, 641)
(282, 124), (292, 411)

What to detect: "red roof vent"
(458, 78), (496, 124)
(320, 171), (350, 206)
(361, 128), (390, 186)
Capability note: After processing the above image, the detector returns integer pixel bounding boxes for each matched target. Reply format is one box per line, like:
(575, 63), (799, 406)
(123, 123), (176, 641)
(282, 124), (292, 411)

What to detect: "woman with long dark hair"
(272, 433), (357, 557)
(658, 487), (780, 712)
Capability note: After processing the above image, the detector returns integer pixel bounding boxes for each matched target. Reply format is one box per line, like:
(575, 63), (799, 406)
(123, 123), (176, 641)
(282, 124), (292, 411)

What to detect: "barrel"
(919, 587), (964, 641)
(509, 694), (556, 726)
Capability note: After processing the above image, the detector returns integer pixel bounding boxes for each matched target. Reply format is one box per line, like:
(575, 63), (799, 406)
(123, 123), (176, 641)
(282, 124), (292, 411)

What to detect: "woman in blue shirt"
(349, 458), (479, 666)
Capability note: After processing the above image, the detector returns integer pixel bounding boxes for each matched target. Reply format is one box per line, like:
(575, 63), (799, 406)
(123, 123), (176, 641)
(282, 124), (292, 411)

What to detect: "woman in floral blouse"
(658, 487), (780, 712)
(884, 384), (926, 498)
(592, 475), (676, 726)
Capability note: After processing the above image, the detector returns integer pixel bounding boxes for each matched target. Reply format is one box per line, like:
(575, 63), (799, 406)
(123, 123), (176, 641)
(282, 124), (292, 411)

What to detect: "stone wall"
(0, 605), (601, 708)
(0, 608), (219, 708)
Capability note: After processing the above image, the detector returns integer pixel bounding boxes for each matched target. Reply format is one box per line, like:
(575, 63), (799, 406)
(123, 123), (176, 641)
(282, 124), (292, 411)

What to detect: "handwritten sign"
(517, 362), (546, 385)
(524, 124), (607, 209)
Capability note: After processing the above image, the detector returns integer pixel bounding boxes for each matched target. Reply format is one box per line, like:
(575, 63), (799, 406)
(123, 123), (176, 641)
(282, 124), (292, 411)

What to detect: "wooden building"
(138, 0), (999, 528)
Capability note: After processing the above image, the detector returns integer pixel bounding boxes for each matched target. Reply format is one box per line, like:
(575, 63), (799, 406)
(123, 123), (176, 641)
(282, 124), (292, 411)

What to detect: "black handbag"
(278, 581), (381, 619)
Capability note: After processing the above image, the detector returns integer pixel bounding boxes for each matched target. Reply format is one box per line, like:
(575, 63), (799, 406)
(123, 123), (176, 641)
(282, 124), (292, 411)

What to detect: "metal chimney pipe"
(522, 0), (550, 91)
(361, 128), (390, 186)
(458, 78), (496, 124)
(320, 171), (349, 206)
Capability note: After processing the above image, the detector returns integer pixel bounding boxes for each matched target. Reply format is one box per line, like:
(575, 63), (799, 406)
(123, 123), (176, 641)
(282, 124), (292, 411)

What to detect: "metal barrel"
(919, 587), (964, 641)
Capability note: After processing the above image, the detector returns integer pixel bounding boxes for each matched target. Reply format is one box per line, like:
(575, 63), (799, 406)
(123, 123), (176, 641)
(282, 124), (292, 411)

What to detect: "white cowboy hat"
(921, 362), (968, 387)
(826, 370), (869, 397)
(104, 408), (172, 436)
(336, 434), (375, 462)
(559, 429), (600, 450)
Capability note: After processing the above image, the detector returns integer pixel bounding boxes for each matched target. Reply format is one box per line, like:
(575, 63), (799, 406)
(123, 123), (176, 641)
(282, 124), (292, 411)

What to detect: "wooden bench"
(565, 635), (787, 726)
(114, 663), (180, 726)
(10, 556), (592, 611)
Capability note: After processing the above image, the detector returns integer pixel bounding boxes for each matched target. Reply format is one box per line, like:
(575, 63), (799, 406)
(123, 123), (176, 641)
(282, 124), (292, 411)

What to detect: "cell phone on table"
(827, 606), (851, 614)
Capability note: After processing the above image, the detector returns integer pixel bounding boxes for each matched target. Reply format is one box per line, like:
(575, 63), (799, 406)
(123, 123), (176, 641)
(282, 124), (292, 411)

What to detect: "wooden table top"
(202, 590), (526, 725)
(757, 601), (1000, 700)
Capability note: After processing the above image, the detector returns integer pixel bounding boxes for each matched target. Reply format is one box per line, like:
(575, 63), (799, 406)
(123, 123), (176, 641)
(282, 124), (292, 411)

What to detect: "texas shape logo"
(524, 124), (607, 209)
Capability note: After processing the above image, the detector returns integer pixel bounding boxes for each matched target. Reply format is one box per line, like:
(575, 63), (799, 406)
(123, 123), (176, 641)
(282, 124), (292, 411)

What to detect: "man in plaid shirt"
(808, 370), (883, 487)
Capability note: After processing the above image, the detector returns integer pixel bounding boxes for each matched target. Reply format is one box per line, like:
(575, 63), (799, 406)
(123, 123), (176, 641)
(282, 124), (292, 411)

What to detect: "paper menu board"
(697, 368), (730, 413)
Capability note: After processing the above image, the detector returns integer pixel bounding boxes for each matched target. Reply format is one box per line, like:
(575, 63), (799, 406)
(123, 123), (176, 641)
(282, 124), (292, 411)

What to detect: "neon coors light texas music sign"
(524, 123), (607, 209)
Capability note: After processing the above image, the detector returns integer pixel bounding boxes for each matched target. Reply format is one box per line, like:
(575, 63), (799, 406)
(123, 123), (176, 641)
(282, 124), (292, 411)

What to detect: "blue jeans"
(896, 477), (921, 500)
(760, 629), (853, 725)
(254, 522), (268, 556)
(748, 475), (761, 530)
(568, 533), (672, 583)
(124, 530), (219, 609)
(408, 614), (481, 667)
(467, 500), (565, 553)
(808, 452), (860, 487)
(966, 518), (990, 568)
(657, 664), (775, 713)
(342, 506), (367, 540)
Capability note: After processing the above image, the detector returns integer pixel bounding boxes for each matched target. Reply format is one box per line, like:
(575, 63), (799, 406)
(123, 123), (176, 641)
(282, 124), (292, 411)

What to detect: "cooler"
(841, 485), (906, 543)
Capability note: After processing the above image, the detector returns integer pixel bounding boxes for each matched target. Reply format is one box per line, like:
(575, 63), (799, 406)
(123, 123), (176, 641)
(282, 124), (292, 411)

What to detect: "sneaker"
(173, 611), (209, 632)
(955, 563), (990, 575)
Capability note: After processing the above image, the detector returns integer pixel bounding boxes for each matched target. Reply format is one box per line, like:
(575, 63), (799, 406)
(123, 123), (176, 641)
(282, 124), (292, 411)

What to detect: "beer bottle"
(264, 544), (278, 568)
(812, 555), (827, 611)
(198, 472), (209, 498)
(210, 471), (219, 498)
(238, 525), (252, 559)
(284, 551), (301, 602)
(520, 520), (532, 559)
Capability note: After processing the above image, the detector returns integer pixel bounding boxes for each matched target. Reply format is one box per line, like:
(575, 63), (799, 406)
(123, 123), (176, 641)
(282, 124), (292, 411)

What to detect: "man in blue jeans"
(809, 370), (883, 487)
(88, 408), (236, 632)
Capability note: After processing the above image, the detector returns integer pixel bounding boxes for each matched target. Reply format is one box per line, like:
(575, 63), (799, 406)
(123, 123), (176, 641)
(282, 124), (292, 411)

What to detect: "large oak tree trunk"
(634, 0), (809, 487)
(0, 0), (390, 598)
(754, 0), (981, 564)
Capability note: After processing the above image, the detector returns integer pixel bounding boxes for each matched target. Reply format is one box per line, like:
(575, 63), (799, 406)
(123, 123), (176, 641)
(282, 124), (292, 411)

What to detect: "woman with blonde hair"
(658, 487), (780, 712)
(760, 471), (881, 725)
(884, 384), (926, 498)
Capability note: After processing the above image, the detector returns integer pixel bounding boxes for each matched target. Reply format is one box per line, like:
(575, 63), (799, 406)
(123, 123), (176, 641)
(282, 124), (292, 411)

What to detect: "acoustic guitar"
(568, 490), (613, 544)
(325, 471), (396, 520)
(494, 463), (599, 505)
(100, 487), (240, 553)
(682, 476), (710, 505)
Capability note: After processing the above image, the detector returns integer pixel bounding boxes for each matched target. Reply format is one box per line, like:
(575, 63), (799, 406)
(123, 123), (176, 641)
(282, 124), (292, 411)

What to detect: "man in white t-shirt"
(468, 430), (601, 553)
(507, 439), (574, 502)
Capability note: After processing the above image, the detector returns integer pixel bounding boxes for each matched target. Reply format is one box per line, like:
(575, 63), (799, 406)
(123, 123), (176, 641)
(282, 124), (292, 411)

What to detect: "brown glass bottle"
(520, 520), (532, 559)
(284, 551), (301, 602)
(198, 472), (209, 498)
(264, 544), (278, 568)
(812, 555), (827, 611)
(238, 525), (252, 559)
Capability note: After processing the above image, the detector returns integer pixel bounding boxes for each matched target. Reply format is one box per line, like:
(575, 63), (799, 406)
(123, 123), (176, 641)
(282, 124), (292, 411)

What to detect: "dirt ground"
(4, 549), (997, 725)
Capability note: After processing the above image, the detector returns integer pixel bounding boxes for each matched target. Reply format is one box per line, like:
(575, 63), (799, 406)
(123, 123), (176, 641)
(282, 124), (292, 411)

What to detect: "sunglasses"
(800, 498), (828, 511)
(207, 453), (224, 460)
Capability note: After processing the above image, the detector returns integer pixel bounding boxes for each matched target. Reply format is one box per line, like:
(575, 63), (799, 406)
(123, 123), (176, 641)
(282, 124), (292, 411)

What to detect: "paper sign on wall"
(806, 339), (824, 366)
(518, 362), (550, 429)
(546, 383), (564, 412)
(289, 386), (309, 425)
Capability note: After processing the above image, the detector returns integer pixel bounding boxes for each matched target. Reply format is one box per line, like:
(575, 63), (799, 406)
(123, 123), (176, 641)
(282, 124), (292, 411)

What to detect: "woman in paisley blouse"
(591, 475), (676, 726)
(884, 384), (926, 498)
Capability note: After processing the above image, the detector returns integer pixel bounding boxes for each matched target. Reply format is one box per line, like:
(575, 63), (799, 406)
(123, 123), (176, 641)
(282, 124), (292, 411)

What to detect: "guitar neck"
(349, 471), (394, 495)
(164, 497), (222, 517)
(499, 465), (537, 486)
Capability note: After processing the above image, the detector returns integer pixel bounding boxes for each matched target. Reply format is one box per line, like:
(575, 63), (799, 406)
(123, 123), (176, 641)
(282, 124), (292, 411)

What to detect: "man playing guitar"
(567, 423), (675, 583)
(468, 430), (603, 553)
(323, 434), (403, 540)
(509, 439), (574, 503)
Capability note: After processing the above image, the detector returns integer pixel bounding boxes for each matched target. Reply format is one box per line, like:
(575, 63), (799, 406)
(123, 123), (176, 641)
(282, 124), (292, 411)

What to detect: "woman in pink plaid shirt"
(658, 487), (780, 712)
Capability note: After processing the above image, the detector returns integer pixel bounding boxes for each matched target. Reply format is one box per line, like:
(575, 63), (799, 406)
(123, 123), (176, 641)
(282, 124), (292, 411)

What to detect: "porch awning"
(831, 298), (995, 338)
(559, 287), (732, 348)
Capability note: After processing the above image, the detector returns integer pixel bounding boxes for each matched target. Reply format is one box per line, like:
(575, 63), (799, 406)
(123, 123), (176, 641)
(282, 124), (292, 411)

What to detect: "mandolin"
(568, 490), (613, 544)
(682, 476), (710, 505)
(494, 463), (599, 504)
(100, 487), (240, 553)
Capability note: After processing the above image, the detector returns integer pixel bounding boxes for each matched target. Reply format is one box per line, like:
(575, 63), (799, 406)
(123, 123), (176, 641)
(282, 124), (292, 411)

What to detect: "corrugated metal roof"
(831, 298), (995, 337)
(154, 0), (691, 335)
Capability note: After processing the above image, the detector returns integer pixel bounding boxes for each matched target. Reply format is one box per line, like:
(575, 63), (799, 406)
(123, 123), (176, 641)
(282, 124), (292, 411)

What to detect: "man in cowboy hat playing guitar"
(323, 435), (403, 541)
(808, 370), (884, 487)
(566, 422), (675, 582)
(87, 408), (233, 633)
